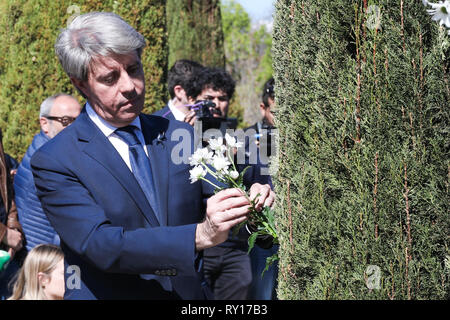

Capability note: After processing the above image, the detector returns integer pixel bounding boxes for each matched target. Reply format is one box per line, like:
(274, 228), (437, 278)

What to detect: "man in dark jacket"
(245, 77), (279, 300)
(14, 94), (81, 252)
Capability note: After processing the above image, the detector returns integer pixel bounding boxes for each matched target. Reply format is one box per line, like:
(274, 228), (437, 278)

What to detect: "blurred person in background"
(153, 59), (204, 126)
(0, 128), (23, 300)
(245, 77), (279, 300)
(14, 93), (81, 253)
(8, 244), (64, 300)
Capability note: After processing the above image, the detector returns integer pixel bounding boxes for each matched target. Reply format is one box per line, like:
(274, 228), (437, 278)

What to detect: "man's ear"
(40, 117), (50, 136)
(259, 102), (266, 117)
(173, 85), (187, 101)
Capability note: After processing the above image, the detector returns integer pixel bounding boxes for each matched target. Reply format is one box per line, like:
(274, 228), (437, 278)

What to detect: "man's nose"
(211, 98), (220, 108)
(119, 73), (136, 94)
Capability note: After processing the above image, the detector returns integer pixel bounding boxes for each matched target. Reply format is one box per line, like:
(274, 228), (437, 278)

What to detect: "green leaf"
(247, 232), (259, 254)
(262, 253), (279, 278)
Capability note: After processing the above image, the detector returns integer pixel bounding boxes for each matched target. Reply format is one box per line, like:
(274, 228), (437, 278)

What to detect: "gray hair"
(55, 12), (146, 81)
(40, 93), (75, 117)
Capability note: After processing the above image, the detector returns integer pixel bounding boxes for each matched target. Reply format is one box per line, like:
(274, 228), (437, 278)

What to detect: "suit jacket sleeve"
(31, 148), (199, 277)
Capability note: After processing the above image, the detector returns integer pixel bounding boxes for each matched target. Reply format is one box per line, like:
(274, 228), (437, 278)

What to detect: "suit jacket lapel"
(140, 114), (169, 226)
(76, 110), (160, 227)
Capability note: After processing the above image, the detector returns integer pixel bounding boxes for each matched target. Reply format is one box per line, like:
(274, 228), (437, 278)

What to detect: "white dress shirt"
(168, 98), (188, 121)
(86, 102), (148, 170)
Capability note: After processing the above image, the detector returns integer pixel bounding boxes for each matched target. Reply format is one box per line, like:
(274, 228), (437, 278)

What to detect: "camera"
(190, 100), (219, 119)
(191, 100), (237, 133)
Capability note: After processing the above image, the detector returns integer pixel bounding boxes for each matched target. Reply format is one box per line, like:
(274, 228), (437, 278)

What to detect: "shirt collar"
(86, 101), (142, 137)
(168, 98), (188, 121)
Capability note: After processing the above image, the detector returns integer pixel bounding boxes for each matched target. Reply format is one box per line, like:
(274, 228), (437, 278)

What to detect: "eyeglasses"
(45, 116), (77, 127)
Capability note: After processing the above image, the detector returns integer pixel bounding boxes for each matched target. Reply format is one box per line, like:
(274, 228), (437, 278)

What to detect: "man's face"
(42, 96), (81, 138)
(73, 51), (145, 127)
(260, 97), (276, 127)
(196, 88), (229, 118)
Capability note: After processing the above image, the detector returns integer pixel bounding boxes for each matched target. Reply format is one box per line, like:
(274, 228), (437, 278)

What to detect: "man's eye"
(102, 77), (115, 84)
(218, 97), (229, 102)
(128, 66), (141, 75)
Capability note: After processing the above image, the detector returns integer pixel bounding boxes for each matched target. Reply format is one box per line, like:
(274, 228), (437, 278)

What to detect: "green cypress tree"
(167, 0), (225, 68)
(272, 0), (449, 299)
(221, 0), (273, 128)
(0, 0), (167, 160)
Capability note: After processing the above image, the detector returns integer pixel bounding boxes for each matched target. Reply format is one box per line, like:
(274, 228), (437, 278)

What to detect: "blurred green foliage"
(0, 0), (167, 160)
(167, 0), (225, 68)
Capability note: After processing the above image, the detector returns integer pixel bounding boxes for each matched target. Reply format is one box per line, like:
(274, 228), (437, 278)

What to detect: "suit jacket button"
(171, 269), (177, 276)
(155, 270), (161, 275)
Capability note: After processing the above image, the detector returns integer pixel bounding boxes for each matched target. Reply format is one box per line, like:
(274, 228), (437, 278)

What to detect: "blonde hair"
(8, 244), (64, 300)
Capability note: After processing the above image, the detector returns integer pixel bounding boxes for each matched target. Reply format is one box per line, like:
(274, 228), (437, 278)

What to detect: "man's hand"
(196, 188), (250, 251)
(183, 111), (197, 127)
(249, 183), (275, 212)
(2, 228), (23, 253)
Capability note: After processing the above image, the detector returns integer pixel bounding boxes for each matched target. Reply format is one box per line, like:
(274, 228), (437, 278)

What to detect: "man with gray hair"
(30, 12), (274, 300)
(14, 93), (81, 253)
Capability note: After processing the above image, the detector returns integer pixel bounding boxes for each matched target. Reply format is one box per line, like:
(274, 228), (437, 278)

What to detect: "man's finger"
(222, 215), (248, 231)
(209, 188), (246, 203)
(219, 205), (251, 223)
(210, 195), (250, 215)
(250, 184), (270, 210)
(264, 190), (275, 208)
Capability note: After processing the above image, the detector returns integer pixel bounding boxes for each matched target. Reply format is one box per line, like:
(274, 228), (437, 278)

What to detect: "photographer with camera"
(153, 59), (204, 126)
(184, 67), (274, 300)
(245, 77), (276, 160)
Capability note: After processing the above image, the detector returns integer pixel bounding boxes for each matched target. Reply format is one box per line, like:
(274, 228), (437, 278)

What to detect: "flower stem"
(199, 177), (222, 190)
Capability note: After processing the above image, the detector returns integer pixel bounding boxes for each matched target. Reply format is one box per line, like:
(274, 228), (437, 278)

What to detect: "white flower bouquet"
(189, 133), (279, 271)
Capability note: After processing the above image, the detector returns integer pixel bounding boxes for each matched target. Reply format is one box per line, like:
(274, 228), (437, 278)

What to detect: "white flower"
(208, 137), (224, 152)
(424, 1), (450, 28)
(189, 166), (206, 183)
(225, 133), (243, 149)
(189, 147), (213, 166)
(230, 170), (239, 180)
(212, 156), (231, 173)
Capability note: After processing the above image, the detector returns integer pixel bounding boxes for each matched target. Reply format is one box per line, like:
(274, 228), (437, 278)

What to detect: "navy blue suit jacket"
(153, 104), (176, 121)
(31, 108), (211, 300)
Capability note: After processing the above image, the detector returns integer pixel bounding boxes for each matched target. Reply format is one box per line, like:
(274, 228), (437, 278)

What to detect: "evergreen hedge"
(272, 0), (449, 299)
(0, 0), (167, 160)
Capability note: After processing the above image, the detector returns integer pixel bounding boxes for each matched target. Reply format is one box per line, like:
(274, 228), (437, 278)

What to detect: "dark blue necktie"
(115, 126), (161, 224)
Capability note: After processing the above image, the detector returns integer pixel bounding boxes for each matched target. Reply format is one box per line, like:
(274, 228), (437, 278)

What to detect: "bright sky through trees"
(234, 0), (274, 22)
